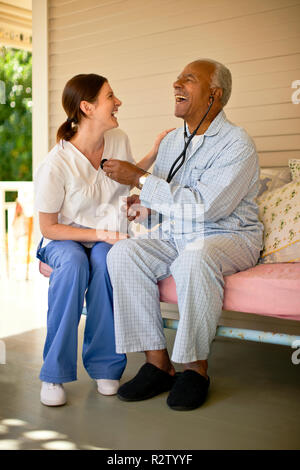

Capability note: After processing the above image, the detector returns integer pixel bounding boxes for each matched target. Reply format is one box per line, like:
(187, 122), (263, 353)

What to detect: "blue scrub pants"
(36, 240), (127, 383)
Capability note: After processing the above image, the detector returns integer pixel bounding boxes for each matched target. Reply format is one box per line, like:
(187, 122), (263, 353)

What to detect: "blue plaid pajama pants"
(107, 233), (259, 363)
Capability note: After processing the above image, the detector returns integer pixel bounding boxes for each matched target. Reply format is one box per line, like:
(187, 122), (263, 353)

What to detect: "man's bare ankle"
(145, 350), (176, 376)
(184, 360), (208, 379)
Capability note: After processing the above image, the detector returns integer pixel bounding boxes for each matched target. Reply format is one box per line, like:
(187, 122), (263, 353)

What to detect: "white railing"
(0, 181), (33, 280)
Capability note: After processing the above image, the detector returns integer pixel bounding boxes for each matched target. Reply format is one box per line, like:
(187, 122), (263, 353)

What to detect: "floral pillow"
(258, 179), (300, 263)
(289, 159), (300, 181)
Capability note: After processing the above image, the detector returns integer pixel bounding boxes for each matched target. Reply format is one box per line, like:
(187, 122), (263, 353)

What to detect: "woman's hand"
(137, 128), (176, 171)
(151, 128), (176, 157)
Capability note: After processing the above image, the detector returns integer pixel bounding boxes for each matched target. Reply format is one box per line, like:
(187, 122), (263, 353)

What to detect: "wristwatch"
(138, 172), (150, 190)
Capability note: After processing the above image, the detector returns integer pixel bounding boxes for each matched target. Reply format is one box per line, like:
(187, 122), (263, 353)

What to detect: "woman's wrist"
(148, 148), (157, 165)
(136, 150), (156, 171)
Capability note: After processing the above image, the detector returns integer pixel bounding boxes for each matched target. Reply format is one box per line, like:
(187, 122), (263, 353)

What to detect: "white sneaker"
(40, 382), (67, 406)
(96, 379), (120, 396)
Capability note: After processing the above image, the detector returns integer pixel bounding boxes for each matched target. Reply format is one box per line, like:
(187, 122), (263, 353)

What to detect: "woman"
(35, 73), (170, 406)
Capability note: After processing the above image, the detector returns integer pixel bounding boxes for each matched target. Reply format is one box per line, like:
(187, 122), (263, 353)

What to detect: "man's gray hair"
(199, 59), (232, 107)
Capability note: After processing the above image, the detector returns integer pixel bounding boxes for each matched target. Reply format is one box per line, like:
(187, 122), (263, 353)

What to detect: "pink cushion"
(39, 261), (300, 321)
(159, 263), (300, 321)
(222, 263), (300, 320)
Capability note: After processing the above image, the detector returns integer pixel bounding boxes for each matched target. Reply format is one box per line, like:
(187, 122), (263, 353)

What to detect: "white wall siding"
(48, 0), (300, 167)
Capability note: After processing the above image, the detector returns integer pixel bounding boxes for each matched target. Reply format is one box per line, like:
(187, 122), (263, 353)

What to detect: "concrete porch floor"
(0, 319), (299, 450)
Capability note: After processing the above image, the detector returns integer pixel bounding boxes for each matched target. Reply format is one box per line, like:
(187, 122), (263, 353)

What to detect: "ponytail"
(56, 118), (78, 143)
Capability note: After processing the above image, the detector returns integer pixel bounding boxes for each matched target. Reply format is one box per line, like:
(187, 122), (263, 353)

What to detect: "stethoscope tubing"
(166, 97), (214, 183)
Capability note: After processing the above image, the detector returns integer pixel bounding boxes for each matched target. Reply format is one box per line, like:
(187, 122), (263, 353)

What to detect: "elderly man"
(103, 59), (263, 411)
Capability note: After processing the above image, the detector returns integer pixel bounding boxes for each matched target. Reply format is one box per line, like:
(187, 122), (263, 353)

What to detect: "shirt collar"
(184, 109), (226, 138)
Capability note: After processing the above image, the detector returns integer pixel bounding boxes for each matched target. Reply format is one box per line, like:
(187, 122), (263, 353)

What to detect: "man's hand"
(102, 160), (145, 187)
(122, 194), (150, 222)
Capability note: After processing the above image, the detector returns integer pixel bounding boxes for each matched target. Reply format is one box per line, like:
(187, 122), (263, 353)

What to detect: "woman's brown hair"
(56, 73), (107, 143)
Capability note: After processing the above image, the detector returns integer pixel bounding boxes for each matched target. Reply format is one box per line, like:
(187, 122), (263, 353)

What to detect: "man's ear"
(212, 87), (223, 103)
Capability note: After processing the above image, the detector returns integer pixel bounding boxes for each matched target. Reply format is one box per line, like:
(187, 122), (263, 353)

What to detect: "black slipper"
(167, 370), (210, 411)
(117, 363), (176, 402)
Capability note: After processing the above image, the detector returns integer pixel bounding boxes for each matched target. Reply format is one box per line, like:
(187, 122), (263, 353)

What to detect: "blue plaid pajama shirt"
(107, 110), (264, 362)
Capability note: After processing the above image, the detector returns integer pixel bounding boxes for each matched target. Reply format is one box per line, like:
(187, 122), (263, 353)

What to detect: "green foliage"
(0, 46), (32, 182)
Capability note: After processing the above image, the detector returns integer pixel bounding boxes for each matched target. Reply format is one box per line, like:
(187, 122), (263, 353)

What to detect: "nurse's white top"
(34, 128), (134, 247)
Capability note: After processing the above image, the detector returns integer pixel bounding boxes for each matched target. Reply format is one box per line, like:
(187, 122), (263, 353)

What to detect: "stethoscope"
(166, 95), (214, 183)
